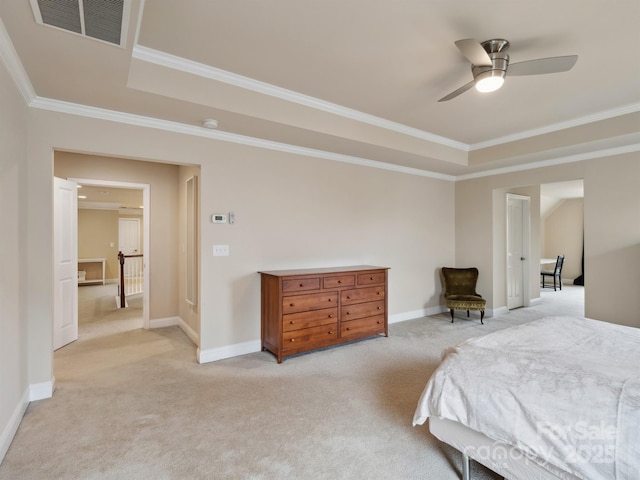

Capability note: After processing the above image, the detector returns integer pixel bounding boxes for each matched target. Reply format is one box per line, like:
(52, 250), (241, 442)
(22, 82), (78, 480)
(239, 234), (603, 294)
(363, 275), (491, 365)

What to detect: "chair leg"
(480, 310), (484, 324)
(466, 309), (470, 317)
(450, 309), (454, 323)
(553, 276), (557, 291)
(559, 276), (562, 290)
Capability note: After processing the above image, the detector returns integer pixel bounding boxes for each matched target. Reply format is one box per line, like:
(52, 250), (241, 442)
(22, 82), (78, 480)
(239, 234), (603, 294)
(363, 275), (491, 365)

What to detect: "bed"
(412, 316), (640, 480)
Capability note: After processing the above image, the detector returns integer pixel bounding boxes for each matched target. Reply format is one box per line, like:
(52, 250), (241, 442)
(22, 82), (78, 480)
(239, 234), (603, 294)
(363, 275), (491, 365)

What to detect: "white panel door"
(118, 218), (140, 254)
(507, 196), (525, 309)
(54, 177), (78, 350)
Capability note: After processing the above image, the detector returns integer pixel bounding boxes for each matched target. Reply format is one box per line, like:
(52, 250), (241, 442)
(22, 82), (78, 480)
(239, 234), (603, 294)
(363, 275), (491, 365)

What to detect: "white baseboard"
(0, 388), (29, 465)
(149, 316), (179, 328)
(177, 318), (199, 347)
(389, 306), (446, 324)
(29, 380), (54, 401)
(529, 297), (542, 306)
(489, 306), (509, 317)
(197, 340), (262, 364)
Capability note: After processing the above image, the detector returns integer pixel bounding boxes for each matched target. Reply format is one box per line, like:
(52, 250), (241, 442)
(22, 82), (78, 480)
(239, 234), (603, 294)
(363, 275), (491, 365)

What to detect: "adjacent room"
(1, 1), (638, 479)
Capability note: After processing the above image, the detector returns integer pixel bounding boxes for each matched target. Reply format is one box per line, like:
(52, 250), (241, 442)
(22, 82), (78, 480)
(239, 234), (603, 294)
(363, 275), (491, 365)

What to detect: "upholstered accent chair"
(442, 267), (486, 324)
(541, 255), (565, 291)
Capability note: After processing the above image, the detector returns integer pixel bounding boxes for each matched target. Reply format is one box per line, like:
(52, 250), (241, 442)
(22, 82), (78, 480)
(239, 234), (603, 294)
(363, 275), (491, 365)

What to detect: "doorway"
(72, 178), (150, 329)
(506, 194), (530, 309)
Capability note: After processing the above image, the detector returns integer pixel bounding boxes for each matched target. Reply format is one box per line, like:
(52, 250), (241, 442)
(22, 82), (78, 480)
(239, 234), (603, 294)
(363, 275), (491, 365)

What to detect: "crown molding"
(30, 96), (456, 181)
(131, 45), (468, 151)
(0, 16), (36, 104)
(470, 103), (640, 150)
(456, 143), (640, 181)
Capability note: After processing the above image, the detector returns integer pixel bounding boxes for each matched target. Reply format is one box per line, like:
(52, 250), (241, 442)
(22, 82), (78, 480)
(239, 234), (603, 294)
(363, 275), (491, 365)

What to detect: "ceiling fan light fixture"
(475, 72), (505, 92)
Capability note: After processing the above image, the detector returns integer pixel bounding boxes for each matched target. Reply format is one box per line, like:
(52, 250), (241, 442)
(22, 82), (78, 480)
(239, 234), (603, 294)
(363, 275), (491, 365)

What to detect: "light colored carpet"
(0, 285), (583, 479)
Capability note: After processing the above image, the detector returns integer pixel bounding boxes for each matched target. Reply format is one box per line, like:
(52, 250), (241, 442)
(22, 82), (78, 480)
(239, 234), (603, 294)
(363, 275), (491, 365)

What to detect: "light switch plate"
(213, 244), (229, 256)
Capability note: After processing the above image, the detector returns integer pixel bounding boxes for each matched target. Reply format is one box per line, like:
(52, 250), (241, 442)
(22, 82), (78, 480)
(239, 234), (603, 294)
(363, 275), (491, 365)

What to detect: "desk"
(78, 258), (106, 285)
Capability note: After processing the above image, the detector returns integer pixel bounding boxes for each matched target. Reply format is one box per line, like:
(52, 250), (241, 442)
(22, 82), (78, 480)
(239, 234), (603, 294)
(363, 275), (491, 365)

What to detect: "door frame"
(506, 193), (531, 309)
(69, 178), (151, 329)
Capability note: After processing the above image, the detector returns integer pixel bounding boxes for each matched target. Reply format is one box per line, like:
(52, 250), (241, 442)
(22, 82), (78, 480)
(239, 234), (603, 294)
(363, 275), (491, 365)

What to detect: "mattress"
(413, 316), (640, 480)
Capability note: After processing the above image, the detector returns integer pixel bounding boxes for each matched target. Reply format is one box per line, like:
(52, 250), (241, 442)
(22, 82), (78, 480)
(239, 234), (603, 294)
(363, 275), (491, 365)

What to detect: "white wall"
(0, 53), (29, 462)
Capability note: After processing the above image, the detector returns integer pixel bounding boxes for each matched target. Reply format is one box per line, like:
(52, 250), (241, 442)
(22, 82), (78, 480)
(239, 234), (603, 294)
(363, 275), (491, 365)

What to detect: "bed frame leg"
(462, 453), (470, 480)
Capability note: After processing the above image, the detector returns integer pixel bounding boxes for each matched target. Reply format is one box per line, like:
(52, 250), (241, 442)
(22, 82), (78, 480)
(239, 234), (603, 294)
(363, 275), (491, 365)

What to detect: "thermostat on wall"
(211, 213), (227, 223)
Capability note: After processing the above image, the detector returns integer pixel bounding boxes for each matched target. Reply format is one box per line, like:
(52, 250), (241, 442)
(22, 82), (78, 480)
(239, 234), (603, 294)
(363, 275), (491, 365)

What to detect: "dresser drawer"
(323, 274), (355, 289)
(341, 300), (384, 321)
(357, 271), (386, 286)
(283, 292), (338, 314)
(282, 277), (320, 293)
(341, 315), (385, 337)
(283, 323), (338, 349)
(283, 307), (337, 332)
(341, 286), (385, 305)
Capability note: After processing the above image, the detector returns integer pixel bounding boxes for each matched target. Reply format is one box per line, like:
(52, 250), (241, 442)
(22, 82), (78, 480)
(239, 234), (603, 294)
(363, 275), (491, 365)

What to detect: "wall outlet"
(213, 244), (229, 256)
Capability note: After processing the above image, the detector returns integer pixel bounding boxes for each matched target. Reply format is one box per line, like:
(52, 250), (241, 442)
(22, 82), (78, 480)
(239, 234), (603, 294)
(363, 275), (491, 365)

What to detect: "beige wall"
(55, 152), (180, 322)
(543, 198), (584, 281)
(26, 108), (455, 385)
(0, 55), (29, 459)
(76, 210), (143, 282)
(456, 155), (640, 328)
(77, 209), (119, 280)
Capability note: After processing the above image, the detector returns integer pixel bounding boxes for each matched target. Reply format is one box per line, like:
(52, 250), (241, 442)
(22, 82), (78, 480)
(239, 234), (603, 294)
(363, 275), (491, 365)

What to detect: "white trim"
(0, 388), (29, 463)
(389, 306), (446, 324)
(456, 143), (640, 181)
(490, 306), (509, 317)
(149, 316), (179, 328)
(178, 318), (199, 347)
(32, 97), (456, 181)
(132, 45), (468, 152)
(29, 380), (54, 401)
(68, 177), (151, 329)
(197, 340), (262, 364)
(530, 297), (542, 306)
(470, 103), (640, 150)
(0, 16), (36, 104)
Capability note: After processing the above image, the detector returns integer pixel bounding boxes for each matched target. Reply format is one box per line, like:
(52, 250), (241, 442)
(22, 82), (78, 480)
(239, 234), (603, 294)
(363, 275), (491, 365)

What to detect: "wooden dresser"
(259, 265), (389, 363)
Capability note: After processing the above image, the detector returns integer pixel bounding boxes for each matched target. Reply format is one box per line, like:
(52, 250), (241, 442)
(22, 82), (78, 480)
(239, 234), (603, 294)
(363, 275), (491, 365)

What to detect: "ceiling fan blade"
(509, 55), (578, 76)
(455, 39), (492, 67)
(438, 80), (475, 102)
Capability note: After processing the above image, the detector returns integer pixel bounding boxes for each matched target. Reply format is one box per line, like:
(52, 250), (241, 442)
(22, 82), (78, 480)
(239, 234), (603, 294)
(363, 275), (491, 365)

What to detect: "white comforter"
(413, 316), (640, 480)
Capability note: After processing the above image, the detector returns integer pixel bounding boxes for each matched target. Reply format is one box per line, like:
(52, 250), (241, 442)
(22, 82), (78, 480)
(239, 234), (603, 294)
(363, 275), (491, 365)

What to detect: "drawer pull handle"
(370, 276), (374, 280)
(377, 292), (381, 295)
(328, 298), (332, 302)
(299, 283), (304, 287)
(346, 327), (351, 331)
(346, 296), (351, 299)
(290, 320), (295, 324)
(377, 306), (381, 310)
(346, 311), (351, 315)
(328, 331), (333, 334)
(328, 314), (333, 318)
(290, 339), (295, 342)
(290, 303), (295, 307)
(377, 321), (381, 324)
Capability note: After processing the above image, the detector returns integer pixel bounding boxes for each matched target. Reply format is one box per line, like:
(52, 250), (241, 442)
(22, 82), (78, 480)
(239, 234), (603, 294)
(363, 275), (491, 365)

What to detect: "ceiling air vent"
(31, 0), (129, 46)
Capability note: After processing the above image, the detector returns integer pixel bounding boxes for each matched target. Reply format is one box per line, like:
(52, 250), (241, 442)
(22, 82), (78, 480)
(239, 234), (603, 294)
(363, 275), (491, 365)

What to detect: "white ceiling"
(1, 0), (639, 178)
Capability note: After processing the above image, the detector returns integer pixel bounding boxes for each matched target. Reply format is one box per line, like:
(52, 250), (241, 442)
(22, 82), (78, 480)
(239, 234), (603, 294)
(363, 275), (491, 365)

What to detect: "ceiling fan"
(438, 38), (578, 102)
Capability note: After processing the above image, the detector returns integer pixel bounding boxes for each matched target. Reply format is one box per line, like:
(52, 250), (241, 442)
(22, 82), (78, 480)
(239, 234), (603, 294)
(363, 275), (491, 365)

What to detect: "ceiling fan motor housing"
(472, 52), (509, 78)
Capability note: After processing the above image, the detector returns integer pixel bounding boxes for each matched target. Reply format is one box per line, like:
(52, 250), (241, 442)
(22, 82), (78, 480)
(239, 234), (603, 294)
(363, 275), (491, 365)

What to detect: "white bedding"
(413, 316), (640, 480)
